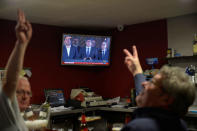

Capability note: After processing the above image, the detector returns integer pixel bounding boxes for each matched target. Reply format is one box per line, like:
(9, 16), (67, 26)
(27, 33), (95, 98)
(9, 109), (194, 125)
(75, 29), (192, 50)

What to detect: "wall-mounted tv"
(61, 33), (112, 66)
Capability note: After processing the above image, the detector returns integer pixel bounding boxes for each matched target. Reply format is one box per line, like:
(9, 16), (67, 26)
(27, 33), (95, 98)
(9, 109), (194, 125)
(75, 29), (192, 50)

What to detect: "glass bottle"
(193, 34), (197, 55)
(80, 112), (88, 131)
(39, 107), (48, 119)
(24, 106), (34, 120)
(191, 65), (195, 83)
(39, 97), (50, 119)
(195, 65), (197, 84)
(125, 113), (131, 124)
(130, 88), (136, 106)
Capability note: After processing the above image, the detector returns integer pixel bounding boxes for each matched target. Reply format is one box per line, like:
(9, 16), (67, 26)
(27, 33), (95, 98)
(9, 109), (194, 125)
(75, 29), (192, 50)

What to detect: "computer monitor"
(44, 89), (65, 107)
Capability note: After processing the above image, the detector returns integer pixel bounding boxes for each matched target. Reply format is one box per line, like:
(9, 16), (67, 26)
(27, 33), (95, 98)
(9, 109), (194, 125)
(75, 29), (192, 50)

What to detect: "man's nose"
(22, 93), (29, 98)
(142, 81), (148, 88)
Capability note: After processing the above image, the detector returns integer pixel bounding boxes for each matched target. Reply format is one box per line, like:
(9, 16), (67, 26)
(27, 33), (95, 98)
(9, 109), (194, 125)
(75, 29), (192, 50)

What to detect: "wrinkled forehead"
(152, 73), (163, 86)
(17, 78), (31, 89)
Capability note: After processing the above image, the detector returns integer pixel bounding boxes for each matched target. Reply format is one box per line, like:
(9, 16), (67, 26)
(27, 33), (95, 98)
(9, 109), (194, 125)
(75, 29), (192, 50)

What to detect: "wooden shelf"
(166, 55), (197, 61)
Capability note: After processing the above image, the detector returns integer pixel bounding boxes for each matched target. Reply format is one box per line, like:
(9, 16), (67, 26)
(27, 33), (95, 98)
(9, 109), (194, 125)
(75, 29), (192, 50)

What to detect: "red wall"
(0, 19), (167, 104)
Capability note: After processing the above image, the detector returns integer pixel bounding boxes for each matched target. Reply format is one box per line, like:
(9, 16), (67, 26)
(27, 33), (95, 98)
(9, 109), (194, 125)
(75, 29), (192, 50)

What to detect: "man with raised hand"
(0, 9), (32, 131)
(122, 45), (195, 131)
(123, 46), (144, 96)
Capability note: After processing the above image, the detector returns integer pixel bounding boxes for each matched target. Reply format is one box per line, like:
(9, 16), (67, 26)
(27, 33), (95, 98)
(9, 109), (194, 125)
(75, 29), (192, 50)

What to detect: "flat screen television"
(61, 33), (112, 66)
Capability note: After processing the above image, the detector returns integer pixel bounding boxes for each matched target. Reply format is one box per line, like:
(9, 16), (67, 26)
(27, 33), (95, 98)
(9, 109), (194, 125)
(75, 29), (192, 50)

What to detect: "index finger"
(17, 9), (26, 23)
(132, 45), (138, 58)
(123, 49), (133, 57)
(26, 20), (32, 39)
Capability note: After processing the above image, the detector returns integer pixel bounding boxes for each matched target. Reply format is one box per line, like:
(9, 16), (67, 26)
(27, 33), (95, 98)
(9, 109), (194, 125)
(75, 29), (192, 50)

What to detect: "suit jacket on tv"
(62, 45), (78, 61)
(78, 46), (98, 60)
(98, 49), (109, 61)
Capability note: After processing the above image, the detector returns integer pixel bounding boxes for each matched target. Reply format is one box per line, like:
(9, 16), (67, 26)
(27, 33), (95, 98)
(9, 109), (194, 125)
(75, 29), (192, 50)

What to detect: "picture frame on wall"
(0, 68), (32, 82)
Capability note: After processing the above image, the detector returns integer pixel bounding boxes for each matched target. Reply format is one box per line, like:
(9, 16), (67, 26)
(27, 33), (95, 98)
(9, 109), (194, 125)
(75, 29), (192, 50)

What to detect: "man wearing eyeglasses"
(16, 77), (32, 112)
(0, 9), (32, 131)
(121, 45), (196, 131)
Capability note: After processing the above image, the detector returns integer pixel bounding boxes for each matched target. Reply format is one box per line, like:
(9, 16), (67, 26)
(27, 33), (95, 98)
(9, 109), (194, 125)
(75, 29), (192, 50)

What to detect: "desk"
(50, 106), (136, 130)
(50, 106), (197, 131)
(185, 107), (197, 131)
(50, 106), (136, 117)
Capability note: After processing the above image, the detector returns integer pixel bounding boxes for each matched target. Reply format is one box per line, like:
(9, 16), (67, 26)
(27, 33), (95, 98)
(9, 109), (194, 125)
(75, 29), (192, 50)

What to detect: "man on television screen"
(62, 35), (78, 62)
(98, 41), (109, 61)
(72, 38), (81, 52)
(78, 38), (98, 60)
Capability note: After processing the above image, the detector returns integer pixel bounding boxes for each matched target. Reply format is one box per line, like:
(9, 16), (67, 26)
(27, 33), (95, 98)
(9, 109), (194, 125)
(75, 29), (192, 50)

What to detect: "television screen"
(61, 33), (112, 66)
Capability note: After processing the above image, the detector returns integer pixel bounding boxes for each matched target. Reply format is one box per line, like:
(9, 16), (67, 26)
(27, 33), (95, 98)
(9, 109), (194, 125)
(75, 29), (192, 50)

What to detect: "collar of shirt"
(102, 49), (106, 52)
(66, 45), (71, 48)
(86, 47), (91, 49)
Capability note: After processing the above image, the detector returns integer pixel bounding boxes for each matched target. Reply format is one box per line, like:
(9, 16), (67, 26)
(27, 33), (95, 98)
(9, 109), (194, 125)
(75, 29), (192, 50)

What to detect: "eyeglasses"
(16, 90), (32, 97)
(147, 78), (167, 94)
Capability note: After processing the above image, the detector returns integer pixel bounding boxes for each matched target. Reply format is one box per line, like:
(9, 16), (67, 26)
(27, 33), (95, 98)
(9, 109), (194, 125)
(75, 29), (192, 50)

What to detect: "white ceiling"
(0, 0), (197, 29)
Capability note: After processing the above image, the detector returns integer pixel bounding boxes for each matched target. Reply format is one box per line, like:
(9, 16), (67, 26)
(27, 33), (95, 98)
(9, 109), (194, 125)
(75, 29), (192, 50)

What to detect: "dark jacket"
(121, 107), (187, 131)
(78, 46), (98, 60)
(62, 45), (78, 61)
(122, 73), (188, 131)
(97, 49), (109, 61)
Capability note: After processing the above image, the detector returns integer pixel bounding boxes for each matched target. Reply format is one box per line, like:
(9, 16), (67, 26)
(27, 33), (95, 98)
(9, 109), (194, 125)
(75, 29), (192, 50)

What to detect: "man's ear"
(161, 95), (174, 107)
(166, 96), (174, 105)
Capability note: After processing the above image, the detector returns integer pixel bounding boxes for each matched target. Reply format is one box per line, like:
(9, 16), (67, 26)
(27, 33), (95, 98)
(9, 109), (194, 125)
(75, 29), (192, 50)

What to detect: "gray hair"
(160, 65), (196, 117)
(19, 76), (28, 80)
(18, 76), (31, 89)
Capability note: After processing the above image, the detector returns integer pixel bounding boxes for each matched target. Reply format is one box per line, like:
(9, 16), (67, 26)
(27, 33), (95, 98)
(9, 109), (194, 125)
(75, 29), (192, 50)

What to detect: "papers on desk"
(111, 105), (125, 108)
(50, 106), (73, 113)
(128, 106), (137, 109)
(106, 97), (120, 104)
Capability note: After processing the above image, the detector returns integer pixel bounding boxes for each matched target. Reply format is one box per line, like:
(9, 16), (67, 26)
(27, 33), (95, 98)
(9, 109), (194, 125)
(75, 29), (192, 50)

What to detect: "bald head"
(16, 77), (31, 112)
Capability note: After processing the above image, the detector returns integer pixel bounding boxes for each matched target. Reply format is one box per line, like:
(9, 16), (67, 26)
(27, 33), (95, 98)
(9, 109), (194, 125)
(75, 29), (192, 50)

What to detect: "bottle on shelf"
(195, 66), (197, 85)
(186, 65), (196, 83)
(125, 96), (131, 107)
(80, 111), (88, 131)
(193, 34), (197, 55)
(130, 88), (136, 107)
